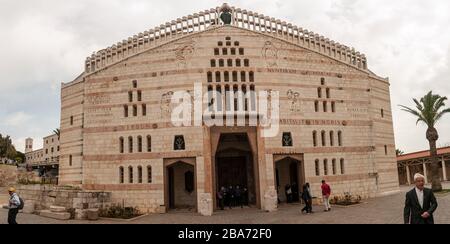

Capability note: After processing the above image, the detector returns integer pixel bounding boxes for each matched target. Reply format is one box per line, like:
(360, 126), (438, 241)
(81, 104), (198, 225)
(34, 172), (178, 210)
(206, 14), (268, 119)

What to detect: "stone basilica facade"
(58, 4), (399, 215)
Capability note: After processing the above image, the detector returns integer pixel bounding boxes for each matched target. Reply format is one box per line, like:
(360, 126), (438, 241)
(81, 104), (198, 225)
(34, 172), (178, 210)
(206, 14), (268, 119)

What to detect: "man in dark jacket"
(404, 173), (438, 224)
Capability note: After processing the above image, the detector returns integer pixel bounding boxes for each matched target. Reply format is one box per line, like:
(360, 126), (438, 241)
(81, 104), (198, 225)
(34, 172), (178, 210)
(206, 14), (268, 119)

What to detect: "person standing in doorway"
(321, 180), (332, 212)
(228, 186), (234, 209)
(285, 184), (292, 203)
(234, 185), (243, 208)
(404, 173), (438, 224)
(217, 187), (225, 210)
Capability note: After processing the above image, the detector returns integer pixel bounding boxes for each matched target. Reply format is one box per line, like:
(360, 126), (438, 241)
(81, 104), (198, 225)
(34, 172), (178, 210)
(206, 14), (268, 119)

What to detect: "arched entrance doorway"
(274, 156), (304, 204)
(215, 133), (258, 209)
(164, 159), (196, 211)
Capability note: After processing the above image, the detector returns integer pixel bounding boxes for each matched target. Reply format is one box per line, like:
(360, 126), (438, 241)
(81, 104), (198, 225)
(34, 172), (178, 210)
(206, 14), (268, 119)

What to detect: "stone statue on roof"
(219, 3), (232, 25)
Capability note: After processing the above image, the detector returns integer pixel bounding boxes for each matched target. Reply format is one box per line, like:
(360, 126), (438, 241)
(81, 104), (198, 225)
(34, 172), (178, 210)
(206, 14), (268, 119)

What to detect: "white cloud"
(0, 0), (449, 153)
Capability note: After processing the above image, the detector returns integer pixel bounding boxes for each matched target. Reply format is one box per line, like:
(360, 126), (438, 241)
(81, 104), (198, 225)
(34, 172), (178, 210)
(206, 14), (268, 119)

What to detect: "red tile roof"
(397, 146), (450, 161)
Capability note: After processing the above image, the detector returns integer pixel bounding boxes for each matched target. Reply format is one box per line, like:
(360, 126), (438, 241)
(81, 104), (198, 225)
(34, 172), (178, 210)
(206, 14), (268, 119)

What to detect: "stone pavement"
(1, 183), (449, 224)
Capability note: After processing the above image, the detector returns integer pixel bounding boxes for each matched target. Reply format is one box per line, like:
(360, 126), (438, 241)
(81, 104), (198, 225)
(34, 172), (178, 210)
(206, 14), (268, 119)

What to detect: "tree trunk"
(427, 127), (442, 192)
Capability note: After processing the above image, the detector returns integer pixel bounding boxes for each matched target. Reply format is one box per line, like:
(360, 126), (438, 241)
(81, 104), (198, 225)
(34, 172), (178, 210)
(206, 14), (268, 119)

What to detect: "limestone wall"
(0, 164), (17, 187)
(16, 185), (111, 211)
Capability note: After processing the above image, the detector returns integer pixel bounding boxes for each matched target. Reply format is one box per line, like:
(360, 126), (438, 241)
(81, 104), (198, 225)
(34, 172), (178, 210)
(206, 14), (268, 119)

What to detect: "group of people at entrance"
(216, 185), (249, 210)
(279, 180), (332, 214)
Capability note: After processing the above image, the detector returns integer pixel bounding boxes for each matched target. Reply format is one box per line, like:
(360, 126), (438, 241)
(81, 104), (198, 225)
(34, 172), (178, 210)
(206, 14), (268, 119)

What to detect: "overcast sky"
(0, 0), (449, 153)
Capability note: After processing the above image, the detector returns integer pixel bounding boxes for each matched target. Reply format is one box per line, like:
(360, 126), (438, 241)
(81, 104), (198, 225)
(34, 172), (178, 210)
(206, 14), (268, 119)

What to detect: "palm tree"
(396, 149), (404, 156)
(53, 128), (61, 139)
(400, 91), (450, 192)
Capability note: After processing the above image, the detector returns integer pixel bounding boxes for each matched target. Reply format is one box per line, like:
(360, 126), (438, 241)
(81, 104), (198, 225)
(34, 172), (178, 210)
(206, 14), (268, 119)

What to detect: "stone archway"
(273, 155), (304, 204)
(164, 158), (197, 211)
(210, 127), (261, 211)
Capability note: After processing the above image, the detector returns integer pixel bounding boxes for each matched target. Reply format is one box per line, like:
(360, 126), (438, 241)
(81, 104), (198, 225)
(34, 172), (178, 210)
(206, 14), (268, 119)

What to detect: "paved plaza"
(1, 184), (449, 224)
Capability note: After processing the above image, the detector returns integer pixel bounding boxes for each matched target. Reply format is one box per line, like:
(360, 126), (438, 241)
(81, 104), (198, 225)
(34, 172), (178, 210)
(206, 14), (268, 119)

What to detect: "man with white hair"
(404, 173), (438, 224)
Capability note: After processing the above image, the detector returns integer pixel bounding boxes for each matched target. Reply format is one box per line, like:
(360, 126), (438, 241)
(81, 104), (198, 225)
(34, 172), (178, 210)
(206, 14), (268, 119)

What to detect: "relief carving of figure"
(262, 41), (279, 67)
(175, 39), (196, 68)
(160, 91), (174, 118)
(287, 89), (301, 113)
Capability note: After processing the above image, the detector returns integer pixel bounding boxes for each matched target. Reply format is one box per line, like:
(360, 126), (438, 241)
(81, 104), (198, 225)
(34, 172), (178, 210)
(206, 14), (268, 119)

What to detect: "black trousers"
(8, 208), (19, 225)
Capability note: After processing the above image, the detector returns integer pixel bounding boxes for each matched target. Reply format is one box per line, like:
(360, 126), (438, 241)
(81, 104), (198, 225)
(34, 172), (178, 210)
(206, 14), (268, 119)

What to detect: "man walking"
(3, 187), (21, 224)
(321, 180), (331, 212)
(404, 173), (438, 224)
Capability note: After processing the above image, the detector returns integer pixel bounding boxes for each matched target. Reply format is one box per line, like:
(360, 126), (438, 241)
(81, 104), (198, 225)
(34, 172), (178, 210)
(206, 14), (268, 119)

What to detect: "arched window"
(315, 160), (320, 176)
(224, 71), (230, 82)
(227, 59), (233, 67)
(331, 102), (336, 113)
(226, 41), (231, 46)
(119, 167), (124, 184)
(70, 116), (74, 125)
(282, 132), (293, 147)
(147, 166), (152, 183)
(147, 135), (152, 152)
(128, 91), (133, 102)
(128, 136), (133, 153)
(132, 105), (137, 117)
(384, 145), (388, 155)
(219, 59), (224, 67)
(137, 136), (142, 152)
(232, 71), (238, 82)
(69, 155), (73, 167)
(234, 41), (240, 46)
(318, 88), (322, 98)
(222, 48), (228, 55)
(329, 131), (335, 146)
(241, 71), (246, 82)
(244, 59), (250, 67)
(340, 159), (345, 174)
(142, 104), (147, 116)
(231, 48), (236, 55)
(214, 48), (220, 55)
(207, 72), (213, 83)
(324, 159), (328, 176)
(210, 59), (216, 67)
(236, 59), (241, 67)
(119, 137), (124, 153)
(323, 101), (327, 112)
(332, 159), (337, 175)
(326, 88), (330, 98)
(313, 131), (317, 147)
(215, 71), (221, 82)
(239, 48), (244, 55)
(321, 131), (326, 146)
(128, 166), (133, 184)
(321, 77), (325, 85)
(381, 109), (384, 118)
(137, 90), (142, 101)
(174, 135), (185, 150)
(138, 166), (143, 183)
(314, 101), (319, 112)
(132, 80), (138, 88)
(338, 131), (343, 146)
(249, 71), (254, 82)
(218, 41), (223, 46)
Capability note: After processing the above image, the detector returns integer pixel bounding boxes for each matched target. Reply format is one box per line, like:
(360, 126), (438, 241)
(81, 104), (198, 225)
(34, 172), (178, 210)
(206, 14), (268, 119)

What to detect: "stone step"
(49, 205), (66, 213)
(40, 210), (71, 220)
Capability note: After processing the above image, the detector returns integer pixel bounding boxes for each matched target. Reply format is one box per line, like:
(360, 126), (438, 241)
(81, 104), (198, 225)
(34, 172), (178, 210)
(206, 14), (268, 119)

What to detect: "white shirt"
(9, 193), (20, 209)
(415, 187), (424, 209)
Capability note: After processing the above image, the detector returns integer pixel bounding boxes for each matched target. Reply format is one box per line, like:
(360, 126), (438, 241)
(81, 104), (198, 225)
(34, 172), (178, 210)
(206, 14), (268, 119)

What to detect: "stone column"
(442, 156), (448, 181)
(423, 163), (428, 184)
(405, 164), (411, 185)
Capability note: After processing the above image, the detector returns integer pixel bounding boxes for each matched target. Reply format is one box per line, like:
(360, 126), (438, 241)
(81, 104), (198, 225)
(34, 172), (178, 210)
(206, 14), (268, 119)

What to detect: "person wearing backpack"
(5, 187), (22, 224)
